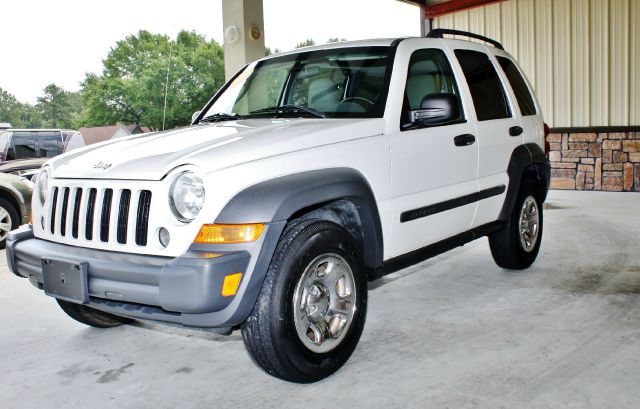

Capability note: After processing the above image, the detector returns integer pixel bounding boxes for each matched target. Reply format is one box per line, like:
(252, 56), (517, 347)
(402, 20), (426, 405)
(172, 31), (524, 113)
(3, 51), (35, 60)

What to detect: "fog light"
(222, 272), (243, 297)
(159, 227), (171, 247)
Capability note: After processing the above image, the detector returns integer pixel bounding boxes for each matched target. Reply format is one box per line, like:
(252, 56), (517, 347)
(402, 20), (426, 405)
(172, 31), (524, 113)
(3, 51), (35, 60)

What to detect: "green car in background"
(0, 172), (32, 248)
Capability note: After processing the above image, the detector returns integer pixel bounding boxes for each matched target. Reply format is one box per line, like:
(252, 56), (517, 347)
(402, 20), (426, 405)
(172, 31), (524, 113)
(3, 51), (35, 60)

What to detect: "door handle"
(454, 133), (476, 147)
(509, 126), (523, 136)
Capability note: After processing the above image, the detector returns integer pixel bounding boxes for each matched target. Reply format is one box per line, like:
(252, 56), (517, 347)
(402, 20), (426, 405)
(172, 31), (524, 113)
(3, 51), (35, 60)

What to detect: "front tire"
(0, 197), (19, 249)
(489, 183), (543, 269)
(241, 220), (367, 383)
(57, 300), (133, 328)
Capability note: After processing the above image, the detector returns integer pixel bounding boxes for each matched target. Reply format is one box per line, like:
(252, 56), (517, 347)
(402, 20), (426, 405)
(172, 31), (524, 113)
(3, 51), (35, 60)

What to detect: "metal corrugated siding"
(589, 0), (609, 126)
(433, 0), (638, 127)
(571, 0), (589, 126)
(631, 0), (640, 125)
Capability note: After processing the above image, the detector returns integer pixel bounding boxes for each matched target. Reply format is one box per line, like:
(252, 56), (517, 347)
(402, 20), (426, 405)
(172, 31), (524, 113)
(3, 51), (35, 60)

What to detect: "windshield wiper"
(250, 105), (326, 118)
(199, 112), (241, 123)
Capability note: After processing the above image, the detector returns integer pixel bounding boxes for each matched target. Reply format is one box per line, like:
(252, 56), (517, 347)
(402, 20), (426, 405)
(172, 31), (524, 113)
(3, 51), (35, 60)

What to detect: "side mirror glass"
(191, 110), (202, 125)
(409, 93), (460, 126)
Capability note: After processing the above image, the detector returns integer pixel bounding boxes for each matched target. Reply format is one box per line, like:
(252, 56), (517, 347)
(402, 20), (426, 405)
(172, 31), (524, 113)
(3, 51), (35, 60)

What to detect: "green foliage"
(81, 30), (225, 130)
(0, 87), (24, 126)
(0, 86), (42, 128)
(37, 84), (74, 128)
(327, 37), (347, 43)
(295, 39), (316, 49)
(265, 47), (282, 56)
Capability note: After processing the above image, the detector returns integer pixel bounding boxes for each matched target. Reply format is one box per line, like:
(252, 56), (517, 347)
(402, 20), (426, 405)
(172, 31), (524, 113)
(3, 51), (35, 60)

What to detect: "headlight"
(35, 167), (50, 205)
(169, 171), (205, 222)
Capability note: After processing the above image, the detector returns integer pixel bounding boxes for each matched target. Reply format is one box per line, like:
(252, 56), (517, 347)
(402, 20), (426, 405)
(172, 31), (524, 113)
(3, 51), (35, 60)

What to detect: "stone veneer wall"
(547, 131), (640, 192)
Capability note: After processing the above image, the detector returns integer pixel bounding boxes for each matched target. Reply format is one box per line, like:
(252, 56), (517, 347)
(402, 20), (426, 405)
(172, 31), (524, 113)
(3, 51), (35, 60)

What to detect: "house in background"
(78, 124), (153, 145)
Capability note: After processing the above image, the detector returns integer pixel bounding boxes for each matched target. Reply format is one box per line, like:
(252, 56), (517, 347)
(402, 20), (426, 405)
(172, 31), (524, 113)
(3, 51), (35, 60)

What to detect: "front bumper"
(7, 223), (285, 328)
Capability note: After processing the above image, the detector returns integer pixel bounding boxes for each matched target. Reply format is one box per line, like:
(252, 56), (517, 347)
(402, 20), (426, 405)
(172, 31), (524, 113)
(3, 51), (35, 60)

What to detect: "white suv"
(8, 30), (550, 383)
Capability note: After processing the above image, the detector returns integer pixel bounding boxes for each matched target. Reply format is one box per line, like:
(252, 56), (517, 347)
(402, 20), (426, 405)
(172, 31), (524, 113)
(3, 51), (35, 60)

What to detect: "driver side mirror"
(191, 111), (202, 125)
(409, 93), (460, 126)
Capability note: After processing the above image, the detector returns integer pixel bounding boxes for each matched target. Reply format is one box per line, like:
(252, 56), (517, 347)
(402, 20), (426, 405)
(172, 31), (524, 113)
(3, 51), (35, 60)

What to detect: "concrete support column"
(222, 0), (266, 80)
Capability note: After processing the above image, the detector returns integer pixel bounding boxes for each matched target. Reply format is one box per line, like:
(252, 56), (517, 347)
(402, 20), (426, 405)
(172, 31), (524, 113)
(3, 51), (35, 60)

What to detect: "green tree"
(295, 39), (316, 49)
(81, 30), (225, 130)
(0, 87), (42, 128)
(0, 87), (23, 126)
(66, 91), (84, 128)
(265, 46), (282, 56)
(37, 84), (72, 128)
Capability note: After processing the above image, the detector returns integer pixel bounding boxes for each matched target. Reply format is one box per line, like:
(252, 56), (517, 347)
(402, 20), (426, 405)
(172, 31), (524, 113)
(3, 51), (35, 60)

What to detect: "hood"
(49, 118), (384, 180)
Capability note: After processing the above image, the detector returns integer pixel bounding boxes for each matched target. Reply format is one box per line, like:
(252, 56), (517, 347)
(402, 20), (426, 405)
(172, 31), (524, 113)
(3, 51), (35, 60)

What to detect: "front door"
(386, 45), (479, 259)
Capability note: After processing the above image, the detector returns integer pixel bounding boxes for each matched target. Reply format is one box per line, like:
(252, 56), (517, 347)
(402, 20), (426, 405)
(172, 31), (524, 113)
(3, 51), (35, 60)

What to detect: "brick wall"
(547, 132), (640, 192)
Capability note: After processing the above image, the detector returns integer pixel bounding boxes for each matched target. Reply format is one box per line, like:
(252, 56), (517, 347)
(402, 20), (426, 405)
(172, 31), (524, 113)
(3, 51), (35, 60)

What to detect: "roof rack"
(426, 29), (504, 50)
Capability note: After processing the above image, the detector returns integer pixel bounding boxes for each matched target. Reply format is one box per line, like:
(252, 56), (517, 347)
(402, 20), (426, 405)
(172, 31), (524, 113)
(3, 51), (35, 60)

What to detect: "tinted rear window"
(38, 134), (63, 157)
(497, 56), (536, 116)
(11, 132), (37, 159)
(455, 50), (511, 121)
(7, 131), (62, 160)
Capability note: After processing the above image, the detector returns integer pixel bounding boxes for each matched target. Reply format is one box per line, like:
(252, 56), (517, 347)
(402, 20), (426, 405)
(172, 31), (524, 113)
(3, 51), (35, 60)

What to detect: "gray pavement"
(1, 190), (639, 408)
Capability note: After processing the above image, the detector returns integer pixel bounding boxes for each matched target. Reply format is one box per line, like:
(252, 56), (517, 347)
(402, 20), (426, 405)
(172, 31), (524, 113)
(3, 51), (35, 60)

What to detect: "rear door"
(450, 43), (522, 228)
(494, 54), (545, 152)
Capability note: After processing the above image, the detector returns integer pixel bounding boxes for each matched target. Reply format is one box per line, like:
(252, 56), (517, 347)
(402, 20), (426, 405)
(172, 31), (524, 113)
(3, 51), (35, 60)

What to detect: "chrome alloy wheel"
(293, 254), (357, 353)
(519, 195), (540, 253)
(0, 206), (12, 242)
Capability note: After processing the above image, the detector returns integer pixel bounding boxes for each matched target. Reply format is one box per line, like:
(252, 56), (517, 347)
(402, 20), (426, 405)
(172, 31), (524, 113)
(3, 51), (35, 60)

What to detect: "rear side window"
(454, 50), (511, 121)
(6, 131), (62, 160)
(9, 131), (37, 159)
(497, 56), (536, 116)
(37, 134), (63, 157)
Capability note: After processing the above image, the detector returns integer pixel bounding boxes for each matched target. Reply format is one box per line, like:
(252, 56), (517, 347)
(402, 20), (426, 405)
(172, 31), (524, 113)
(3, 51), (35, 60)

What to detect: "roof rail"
(426, 29), (504, 50)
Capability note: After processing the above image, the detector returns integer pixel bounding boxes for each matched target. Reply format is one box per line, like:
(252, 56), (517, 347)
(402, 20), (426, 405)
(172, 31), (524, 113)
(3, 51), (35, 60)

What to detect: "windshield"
(201, 46), (393, 120)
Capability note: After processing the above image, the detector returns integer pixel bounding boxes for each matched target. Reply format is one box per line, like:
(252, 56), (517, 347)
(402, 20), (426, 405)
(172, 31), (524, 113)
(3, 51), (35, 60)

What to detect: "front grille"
(135, 190), (152, 246)
(85, 188), (97, 240)
(100, 189), (113, 242)
(117, 189), (131, 244)
(60, 188), (70, 236)
(47, 185), (152, 247)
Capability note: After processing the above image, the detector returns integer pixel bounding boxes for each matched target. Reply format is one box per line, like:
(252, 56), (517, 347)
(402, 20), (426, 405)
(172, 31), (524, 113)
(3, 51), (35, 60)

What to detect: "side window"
(9, 131), (37, 160)
(454, 50), (511, 121)
(404, 49), (463, 117)
(497, 56), (536, 116)
(36, 132), (63, 158)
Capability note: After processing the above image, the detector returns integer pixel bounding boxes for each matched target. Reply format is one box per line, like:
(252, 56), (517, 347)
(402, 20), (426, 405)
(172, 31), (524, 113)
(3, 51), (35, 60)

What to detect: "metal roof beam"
(422, 0), (503, 19)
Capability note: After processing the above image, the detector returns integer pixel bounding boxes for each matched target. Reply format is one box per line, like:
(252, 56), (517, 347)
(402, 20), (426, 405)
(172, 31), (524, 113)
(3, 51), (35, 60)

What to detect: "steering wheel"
(339, 96), (375, 107)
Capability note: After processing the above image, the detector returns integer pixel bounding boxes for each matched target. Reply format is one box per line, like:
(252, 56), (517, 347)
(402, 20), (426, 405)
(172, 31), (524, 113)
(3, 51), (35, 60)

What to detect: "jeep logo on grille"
(93, 162), (112, 170)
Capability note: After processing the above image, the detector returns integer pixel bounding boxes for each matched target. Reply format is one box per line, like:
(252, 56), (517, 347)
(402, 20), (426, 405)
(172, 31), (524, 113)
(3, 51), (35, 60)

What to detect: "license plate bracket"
(42, 257), (89, 304)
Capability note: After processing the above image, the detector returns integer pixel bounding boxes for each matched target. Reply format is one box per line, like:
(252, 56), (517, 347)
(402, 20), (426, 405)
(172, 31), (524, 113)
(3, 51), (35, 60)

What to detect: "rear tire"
(241, 220), (367, 383)
(57, 300), (133, 328)
(489, 183), (543, 269)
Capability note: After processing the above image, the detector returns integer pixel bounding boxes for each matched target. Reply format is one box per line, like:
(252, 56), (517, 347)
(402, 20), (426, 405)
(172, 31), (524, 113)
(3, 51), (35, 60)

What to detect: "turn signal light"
(194, 224), (264, 244)
(221, 272), (243, 297)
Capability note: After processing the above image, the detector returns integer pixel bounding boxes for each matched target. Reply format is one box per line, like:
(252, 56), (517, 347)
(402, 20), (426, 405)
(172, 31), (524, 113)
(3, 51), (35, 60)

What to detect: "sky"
(0, 0), (421, 104)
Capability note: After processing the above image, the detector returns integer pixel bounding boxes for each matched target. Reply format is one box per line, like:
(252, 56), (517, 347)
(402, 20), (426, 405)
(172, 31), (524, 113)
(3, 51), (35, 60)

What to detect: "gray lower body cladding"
(6, 222), (285, 328)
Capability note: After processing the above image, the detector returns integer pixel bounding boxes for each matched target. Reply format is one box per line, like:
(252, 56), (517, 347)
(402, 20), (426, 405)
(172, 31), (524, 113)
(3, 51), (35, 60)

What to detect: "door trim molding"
(400, 184), (506, 223)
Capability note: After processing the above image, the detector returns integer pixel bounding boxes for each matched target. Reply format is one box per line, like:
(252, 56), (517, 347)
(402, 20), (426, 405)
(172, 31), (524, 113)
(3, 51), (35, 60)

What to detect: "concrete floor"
(1, 190), (639, 408)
